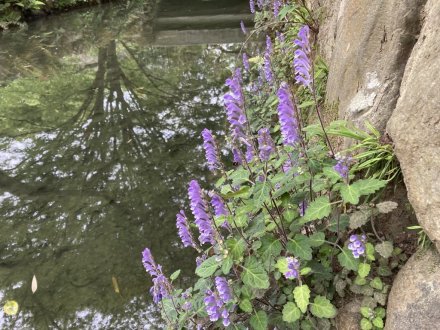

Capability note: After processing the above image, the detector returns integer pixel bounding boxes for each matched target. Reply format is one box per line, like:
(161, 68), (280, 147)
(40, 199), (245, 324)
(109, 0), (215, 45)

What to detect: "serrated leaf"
(360, 306), (373, 318)
(239, 299), (253, 313)
(195, 256), (219, 278)
(375, 241), (393, 258)
(376, 201), (398, 214)
(259, 235), (282, 259)
(366, 243), (376, 261)
(282, 302), (301, 323)
(222, 257), (233, 275)
(370, 277), (383, 290)
(340, 184), (360, 204)
(323, 166), (342, 183)
(226, 238), (246, 261)
(250, 310), (268, 330)
(229, 168), (250, 186)
(360, 318), (373, 330)
(358, 263), (371, 278)
(349, 209), (371, 229)
(352, 178), (387, 196)
(355, 276), (367, 286)
(276, 257), (288, 274)
(293, 285), (310, 313)
(301, 196), (331, 223)
(287, 235), (312, 260)
(253, 182), (271, 208)
(300, 267), (312, 275)
(310, 296), (337, 318)
(338, 248), (359, 271)
(373, 317), (384, 328)
(241, 257), (270, 289)
(309, 232), (325, 247)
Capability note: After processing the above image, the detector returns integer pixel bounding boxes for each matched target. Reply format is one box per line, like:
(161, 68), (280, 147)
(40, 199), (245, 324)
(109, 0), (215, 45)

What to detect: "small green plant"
(408, 225), (432, 250)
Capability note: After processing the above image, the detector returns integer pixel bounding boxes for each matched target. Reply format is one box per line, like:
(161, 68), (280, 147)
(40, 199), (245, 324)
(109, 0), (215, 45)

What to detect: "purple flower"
(273, 0), (282, 17)
(348, 234), (367, 258)
(245, 140), (255, 163)
(293, 25), (312, 89)
(204, 290), (221, 322)
(277, 82), (300, 146)
(196, 254), (207, 267)
(285, 256), (300, 279)
(266, 35), (273, 54)
(224, 69), (247, 142)
(232, 147), (243, 165)
(334, 154), (352, 179)
(242, 53), (250, 72)
(176, 210), (197, 248)
(202, 128), (221, 171)
(276, 31), (285, 44)
(142, 248), (170, 303)
(249, 0), (255, 13)
(257, 0), (264, 10)
(240, 20), (247, 34)
(215, 277), (233, 302)
(257, 128), (275, 161)
(210, 193), (228, 217)
(188, 180), (215, 245)
(264, 52), (274, 83)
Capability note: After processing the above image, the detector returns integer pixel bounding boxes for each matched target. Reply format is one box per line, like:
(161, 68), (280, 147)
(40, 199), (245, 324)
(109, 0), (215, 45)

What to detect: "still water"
(0, 0), (249, 328)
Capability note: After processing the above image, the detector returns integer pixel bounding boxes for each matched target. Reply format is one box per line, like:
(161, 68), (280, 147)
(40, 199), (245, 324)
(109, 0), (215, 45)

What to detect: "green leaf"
(287, 235), (313, 260)
(365, 243), (376, 261)
(259, 235), (282, 259)
(355, 276), (367, 286)
(253, 182), (271, 208)
(358, 263), (371, 278)
(340, 184), (360, 204)
(293, 285), (310, 313)
(301, 196), (331, 223)
(222, 256), (233, 275)
(360, 306), (373, 318)
(241, 257), (270, 289)
(239, 299), (253, 313)
(369, 277), (383, 290)
(349, 209), (371, 229)
(375, 241), (393, 258)
(276, 257), (288, 273)
(195, 256), (219, 278)
(360, 318), (373, 330)
(337, 248), (359, 271)
(323, 166), (342, 183)
(250, 311), (268, 330)
(229, 168), (250, 186)
(170, 270), (181, 281)
(352, 178), (387, 196)
(282, 302), (301, 323)
(310, 296), (337, 318)
(309, 232), (325, 247)
(226, 238), (246, 261)
(373, 317), (384, 328)
(300, 267), (312, 276)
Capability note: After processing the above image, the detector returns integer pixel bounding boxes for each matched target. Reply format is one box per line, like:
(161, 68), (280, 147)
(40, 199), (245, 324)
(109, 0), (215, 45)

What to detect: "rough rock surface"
(387, 0), (440, 251)
(335, 298), (362, 330)
(385, 248), (440, 329)
(318, 0), (425, 131)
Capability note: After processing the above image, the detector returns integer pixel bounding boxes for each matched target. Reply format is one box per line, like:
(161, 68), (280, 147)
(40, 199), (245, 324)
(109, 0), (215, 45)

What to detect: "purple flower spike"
(204, 290), (221, 322)
(232, 148), (243, 165)
(210, 193), (228, 217)
(249, 0), (255, 13)
(224, 69), (247, 142)
(188, 180), (215, 245)
(285, 256), (300, 279)
(202, 128), (221, 171)
(348, 234), (367, 258)
(240, 20), (247, 34)
(257, 0), (264, 10)
(334, 154), (352, 179)
(264, 52), (274, 83)
(273, 0), (282, 17)
(176, 210), (197, 248)
(245, 140), (255, 163)
(277, 82), (300, 146)
(293, 25), (312, 89)
(266, 35), (273, 54)
(242, 53), (250, 72)
(142, 248), (170, 303)
(215, 277), (233, 302)
(257, 128), (275, 161)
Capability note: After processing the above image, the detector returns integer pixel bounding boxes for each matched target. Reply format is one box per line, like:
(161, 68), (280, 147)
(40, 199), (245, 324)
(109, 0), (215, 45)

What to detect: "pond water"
(0, 0), (249, 328)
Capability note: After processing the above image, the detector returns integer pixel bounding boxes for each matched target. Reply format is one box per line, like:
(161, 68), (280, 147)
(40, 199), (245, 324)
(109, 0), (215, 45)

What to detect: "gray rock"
(385, 248), (440, 330)
(335, 298), (361, 330)
(387, 0), (440, 251)
(319, 0), (425, 131)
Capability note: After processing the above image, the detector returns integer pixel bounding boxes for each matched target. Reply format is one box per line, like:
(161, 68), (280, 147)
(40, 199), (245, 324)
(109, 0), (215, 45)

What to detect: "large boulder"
(385, 248), (440, 329)
(387, 0), (440, 251)
(318, 0), (425, 131)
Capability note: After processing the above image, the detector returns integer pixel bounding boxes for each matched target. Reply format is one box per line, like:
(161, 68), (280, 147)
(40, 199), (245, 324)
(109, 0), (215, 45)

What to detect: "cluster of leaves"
(149, 2), (404, 330)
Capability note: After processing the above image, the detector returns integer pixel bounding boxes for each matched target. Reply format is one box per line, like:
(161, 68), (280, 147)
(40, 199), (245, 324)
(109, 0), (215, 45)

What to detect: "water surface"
(0, 1), (248, 328)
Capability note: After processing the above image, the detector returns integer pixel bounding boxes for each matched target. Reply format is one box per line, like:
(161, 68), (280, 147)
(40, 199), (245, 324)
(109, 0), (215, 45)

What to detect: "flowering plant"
(142, 2), (403, 329)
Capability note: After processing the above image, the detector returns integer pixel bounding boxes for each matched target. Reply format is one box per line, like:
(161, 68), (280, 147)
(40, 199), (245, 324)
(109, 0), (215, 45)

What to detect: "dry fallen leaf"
(31, 275), (37, 294)
(112, 276), (120, 294)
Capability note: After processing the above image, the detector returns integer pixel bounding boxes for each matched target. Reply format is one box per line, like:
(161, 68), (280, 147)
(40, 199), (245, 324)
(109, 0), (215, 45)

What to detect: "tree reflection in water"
(0, 1), (245, 328)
